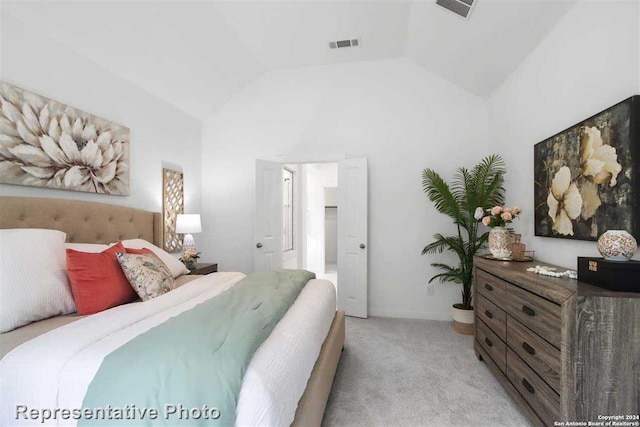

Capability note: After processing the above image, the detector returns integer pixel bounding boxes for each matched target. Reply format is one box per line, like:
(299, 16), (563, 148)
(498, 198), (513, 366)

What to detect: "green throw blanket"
(80, 269), (315, 426)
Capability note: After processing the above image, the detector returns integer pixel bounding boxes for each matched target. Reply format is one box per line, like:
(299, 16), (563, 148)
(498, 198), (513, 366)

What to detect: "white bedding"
(0, 272), (336, 427)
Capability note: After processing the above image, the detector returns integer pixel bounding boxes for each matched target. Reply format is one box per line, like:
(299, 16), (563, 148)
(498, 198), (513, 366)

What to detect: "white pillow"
(0, 229), (76, 333)
(119, 239), (189, 278)
(64, 243), (110, 253)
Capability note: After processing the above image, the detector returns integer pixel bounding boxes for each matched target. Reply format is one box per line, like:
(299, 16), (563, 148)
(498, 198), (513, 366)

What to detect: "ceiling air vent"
(329, 38), (360, 49)
(436, 0), (475, 19)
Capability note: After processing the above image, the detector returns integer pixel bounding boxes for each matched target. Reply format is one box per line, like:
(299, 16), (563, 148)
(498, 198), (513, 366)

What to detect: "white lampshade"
(175, 214), (202, 234)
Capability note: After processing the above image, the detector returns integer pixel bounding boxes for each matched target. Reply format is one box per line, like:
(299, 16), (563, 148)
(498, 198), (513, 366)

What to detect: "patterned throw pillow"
(116, 252), (176, 301)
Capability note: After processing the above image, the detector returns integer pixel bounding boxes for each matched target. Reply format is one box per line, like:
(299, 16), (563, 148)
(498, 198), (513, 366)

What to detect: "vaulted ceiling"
(2, 0), (576, 119)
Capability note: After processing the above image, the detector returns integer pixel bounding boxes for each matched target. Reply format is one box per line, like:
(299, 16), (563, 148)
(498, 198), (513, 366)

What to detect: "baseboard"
(368, 308), (452, 322)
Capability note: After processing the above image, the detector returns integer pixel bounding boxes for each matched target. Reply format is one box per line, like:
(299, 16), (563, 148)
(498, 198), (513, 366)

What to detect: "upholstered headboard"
(0, 197), (163, 246)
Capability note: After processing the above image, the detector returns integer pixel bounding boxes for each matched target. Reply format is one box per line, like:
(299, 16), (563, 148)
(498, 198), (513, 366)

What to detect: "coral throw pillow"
(66, 242), (139, 315)
(116, 252), (176, 301)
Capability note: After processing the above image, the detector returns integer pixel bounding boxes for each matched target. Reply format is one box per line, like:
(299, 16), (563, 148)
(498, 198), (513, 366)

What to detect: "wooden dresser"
(473, 256), (640, 427)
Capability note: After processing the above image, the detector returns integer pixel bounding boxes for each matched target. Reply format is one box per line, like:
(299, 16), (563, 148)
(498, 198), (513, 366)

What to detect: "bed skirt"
(292, 310), (345, 427)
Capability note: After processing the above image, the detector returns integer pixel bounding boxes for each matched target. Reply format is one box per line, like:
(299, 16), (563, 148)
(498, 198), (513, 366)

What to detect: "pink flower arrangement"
(179, 249), (201, 263)
(480, 205), (521, 228)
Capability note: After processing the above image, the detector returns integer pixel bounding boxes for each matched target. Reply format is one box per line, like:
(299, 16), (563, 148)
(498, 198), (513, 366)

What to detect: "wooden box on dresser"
(473, 256), (640, 427)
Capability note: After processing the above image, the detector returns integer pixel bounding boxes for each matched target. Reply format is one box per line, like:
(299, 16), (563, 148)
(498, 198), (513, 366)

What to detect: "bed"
(0, 196), (345, 427)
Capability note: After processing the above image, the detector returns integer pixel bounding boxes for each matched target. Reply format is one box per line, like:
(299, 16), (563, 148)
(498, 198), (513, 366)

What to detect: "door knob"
(256, 243), (263, 248)
(360, 243), (366, 249)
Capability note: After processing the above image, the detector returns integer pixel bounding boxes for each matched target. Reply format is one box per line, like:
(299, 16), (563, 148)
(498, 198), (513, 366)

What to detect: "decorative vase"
(185, 260), (196, 270)
(511, 234), (526, 261)
(597, 230), (637, 261)
(452, 305), (474, 335)
(489, 227), (512, 259)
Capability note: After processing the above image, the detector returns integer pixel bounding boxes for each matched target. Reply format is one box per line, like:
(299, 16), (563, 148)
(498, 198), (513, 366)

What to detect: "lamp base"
(183, 234), (196, 251)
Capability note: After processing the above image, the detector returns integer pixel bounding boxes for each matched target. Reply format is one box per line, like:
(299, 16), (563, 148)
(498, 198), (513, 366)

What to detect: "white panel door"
(338, 158), (368, 318)
(254, 159), (283, 272)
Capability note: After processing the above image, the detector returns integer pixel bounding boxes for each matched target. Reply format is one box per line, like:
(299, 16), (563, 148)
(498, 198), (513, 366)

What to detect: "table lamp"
(176, 214), (201, 251)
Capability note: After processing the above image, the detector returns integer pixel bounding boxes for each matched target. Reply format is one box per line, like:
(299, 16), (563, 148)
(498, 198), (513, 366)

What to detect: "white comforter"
(0, 272), (336, 427)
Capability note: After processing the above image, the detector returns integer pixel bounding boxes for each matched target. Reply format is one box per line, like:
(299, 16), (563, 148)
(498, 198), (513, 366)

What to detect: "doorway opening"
(255, 157), (367, 317)
(281, 163), (338, 288)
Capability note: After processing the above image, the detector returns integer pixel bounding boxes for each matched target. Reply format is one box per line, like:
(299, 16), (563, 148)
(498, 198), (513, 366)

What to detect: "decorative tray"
(482, 254), (534, 262)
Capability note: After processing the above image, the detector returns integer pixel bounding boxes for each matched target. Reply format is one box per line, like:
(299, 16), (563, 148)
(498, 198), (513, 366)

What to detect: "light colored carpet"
(323, 316), (532, 427)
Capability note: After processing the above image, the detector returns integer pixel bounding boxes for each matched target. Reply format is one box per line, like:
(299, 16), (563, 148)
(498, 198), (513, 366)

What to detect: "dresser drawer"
(507, 317), (561, 393)
(506, 284), (561, 349)
(476, 269), (507, 307)
(477, 319), (506, 372)
(506, 348), (560, 427)
(476, 294), (506, 340)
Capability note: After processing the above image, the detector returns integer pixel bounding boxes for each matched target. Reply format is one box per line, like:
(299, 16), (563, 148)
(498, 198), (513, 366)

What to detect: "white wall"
(303, 164), (325, 274)
(282, 164), (300, 270)
(0, 11), (203, 249)
(325, 187), (338, 207)
(201, 58), (490, 320)
(325, 187), (338, 265)
(303, 163), (337, 274)
(325, 208), (338, 265)
(489, 0), (640, 268)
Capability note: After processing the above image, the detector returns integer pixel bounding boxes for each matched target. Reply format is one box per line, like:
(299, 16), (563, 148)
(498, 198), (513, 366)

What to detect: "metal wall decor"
(162, 168), (184, 252)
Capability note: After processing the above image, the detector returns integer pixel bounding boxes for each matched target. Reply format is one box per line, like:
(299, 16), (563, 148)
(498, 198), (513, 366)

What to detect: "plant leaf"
(422, 169), (463, 224)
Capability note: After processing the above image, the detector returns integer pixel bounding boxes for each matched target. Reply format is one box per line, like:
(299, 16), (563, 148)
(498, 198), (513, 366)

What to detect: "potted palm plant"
(422, 155), (506, 334)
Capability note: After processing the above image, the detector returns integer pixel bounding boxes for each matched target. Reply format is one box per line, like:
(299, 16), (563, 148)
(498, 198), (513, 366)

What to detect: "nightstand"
(188, 263), (218, 275)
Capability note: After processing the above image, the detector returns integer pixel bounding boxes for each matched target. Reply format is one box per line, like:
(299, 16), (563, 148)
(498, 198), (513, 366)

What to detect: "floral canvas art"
(534, 96), (639, 241)
(0, 82), (130, 195)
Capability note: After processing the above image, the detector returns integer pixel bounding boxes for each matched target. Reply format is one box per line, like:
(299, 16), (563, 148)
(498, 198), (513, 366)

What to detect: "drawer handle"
(522, 341), (536, 355)
(522, 305), (535, 317)
(484, 283), (493, 291)
(485, 310), (494, 319)
(484, 337), (493, 347)
(522, 378), (535, 394)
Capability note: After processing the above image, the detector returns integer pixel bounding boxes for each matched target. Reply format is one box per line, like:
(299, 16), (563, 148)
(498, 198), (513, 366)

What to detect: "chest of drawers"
(473, 256), (640, 427)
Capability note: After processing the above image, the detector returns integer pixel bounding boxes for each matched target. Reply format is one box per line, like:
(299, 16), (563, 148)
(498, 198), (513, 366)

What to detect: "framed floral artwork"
(534, 96), (639, 241)
(0, 82), (130, 195)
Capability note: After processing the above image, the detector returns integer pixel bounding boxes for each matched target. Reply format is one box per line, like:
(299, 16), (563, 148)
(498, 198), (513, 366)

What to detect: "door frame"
(273, 157), (368, 318)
